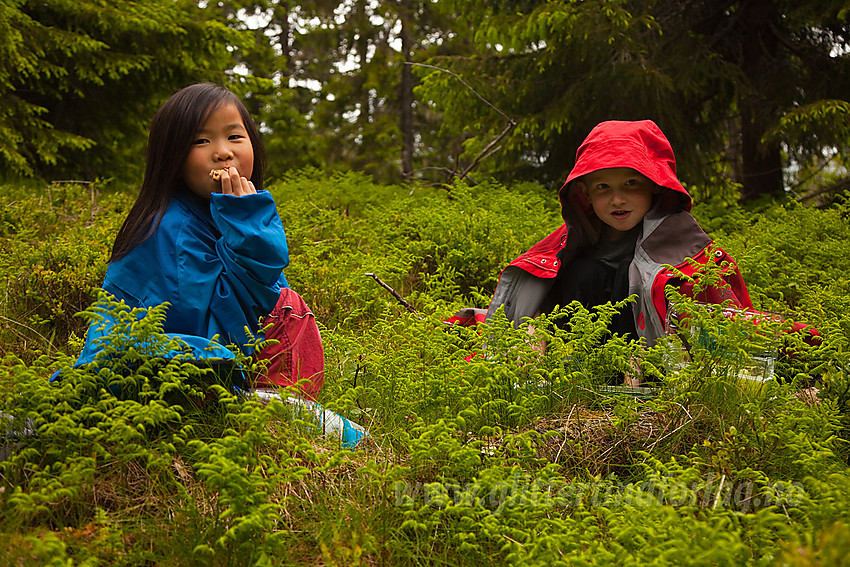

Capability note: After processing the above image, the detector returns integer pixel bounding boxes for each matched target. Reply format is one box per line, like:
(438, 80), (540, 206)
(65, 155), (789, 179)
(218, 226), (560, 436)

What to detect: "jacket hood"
(560, 120), (692, 225)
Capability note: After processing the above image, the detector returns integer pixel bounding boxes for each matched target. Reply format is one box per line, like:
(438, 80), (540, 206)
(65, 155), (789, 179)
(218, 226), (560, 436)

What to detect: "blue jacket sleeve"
(210, 191), (289, 288)
(176, 191), (289, 347)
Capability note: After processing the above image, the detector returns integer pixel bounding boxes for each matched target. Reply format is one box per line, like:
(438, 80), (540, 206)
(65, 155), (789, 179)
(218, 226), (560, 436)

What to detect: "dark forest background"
(3, 0), (850, 202)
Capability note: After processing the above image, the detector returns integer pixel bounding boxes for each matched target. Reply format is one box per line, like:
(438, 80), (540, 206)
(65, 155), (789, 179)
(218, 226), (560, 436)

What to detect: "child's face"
(577, 168), (658, 239)
(182, 103), (254, 200)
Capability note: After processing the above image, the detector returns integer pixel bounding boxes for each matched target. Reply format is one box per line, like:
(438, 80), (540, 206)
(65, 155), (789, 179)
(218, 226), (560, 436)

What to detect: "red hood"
(561, 120), (692, 216)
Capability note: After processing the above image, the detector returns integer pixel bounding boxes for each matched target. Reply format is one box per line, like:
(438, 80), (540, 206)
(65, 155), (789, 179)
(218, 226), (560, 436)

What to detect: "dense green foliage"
(2, 173), (850, 565)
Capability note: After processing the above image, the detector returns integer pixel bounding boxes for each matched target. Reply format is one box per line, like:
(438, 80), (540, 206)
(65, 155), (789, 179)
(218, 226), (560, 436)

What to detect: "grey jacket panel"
(486, 266), (555, 326)
(630, 207), (712, 346)
(639, 210), (711, 267)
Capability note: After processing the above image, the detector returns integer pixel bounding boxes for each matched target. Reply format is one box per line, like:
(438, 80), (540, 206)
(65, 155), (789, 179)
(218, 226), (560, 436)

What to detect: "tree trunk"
(399, 0), (414, 181)
(275, 2), (293, 77)
(355, 0), (371, 130)
(739, 0), (783, 201)
(740, 102), (783, 200)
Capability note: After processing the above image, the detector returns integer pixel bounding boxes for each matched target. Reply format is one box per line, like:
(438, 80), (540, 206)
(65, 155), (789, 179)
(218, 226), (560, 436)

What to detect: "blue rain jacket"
(75, 189), (289, 367)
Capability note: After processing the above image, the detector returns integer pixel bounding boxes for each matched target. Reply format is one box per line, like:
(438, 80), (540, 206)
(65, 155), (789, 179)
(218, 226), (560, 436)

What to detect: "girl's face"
(182, 103), (254, 200)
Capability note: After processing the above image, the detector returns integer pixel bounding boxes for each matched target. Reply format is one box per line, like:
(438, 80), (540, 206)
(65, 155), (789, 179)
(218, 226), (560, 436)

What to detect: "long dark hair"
(110, 83), (267, 262)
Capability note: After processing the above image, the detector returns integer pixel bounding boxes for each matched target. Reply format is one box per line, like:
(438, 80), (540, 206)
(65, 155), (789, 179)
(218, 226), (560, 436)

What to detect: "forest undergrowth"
(1, 171), (850, 565)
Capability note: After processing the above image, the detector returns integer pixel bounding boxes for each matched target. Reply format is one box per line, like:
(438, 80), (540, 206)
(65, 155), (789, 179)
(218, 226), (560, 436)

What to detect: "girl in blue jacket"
(76, 83), (324, 399)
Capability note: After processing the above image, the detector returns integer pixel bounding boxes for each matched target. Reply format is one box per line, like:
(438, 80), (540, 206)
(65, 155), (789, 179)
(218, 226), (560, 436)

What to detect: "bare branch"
(408, 62), (515, 124)
(460, 122), (515, 179)
(365, 273), (419, 315)
(798, 175), (850, 204)
(408, 62), (516, 183)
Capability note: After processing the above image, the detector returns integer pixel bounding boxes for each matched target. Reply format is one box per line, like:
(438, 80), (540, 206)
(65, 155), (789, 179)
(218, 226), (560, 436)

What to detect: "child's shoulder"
(153, 194), (215, 240)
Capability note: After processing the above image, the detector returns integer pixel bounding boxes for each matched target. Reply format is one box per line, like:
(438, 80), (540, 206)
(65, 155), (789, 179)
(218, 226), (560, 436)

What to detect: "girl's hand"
(219, 166), (256, 197)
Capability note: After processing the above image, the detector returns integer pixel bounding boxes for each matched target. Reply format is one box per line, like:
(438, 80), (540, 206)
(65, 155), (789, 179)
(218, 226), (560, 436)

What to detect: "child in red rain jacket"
(486, 120), (752, 350)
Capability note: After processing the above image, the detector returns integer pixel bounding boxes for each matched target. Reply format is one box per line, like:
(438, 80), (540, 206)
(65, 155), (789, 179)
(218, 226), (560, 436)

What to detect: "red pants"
(254, 288), (325, 400)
